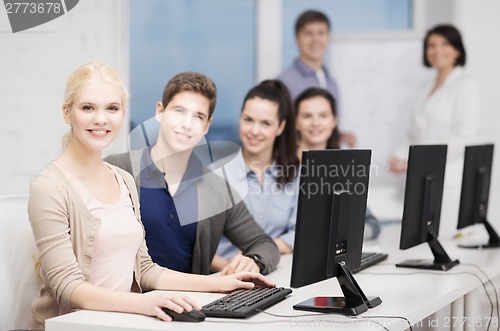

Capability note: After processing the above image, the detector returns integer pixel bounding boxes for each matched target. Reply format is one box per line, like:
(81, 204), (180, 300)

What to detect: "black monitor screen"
(458, 144), (494, 229)
(399, 145), (447, 249)
(291, 149), (370, 288)
(397, 145), (459, 271)
(290, 149), (381, 316)
(457, 144), (498, 249)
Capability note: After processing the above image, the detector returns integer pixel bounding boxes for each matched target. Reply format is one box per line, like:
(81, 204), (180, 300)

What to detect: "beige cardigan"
(28, 162), (164, 329)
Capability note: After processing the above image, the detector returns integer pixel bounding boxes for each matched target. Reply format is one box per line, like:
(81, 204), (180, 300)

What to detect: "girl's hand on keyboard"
(219, 272), (276, 292)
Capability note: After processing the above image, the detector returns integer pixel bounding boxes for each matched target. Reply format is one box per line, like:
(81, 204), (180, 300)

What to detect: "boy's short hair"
(162, 72), (217, 118)
(295, 10), (330, 36)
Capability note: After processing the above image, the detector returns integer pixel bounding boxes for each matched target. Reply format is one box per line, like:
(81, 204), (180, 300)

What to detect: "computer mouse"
(161, 307), (206, 322)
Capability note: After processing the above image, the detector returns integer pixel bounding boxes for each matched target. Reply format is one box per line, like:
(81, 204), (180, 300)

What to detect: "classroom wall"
(0, 0), (128, 195)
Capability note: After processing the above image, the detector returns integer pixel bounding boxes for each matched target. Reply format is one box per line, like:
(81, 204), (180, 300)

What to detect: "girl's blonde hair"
(64, 63), (128, 109)
(62, 63), (128, 149)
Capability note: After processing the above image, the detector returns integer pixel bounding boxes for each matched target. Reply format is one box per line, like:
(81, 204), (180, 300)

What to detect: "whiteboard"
(330, 39), (434, 185)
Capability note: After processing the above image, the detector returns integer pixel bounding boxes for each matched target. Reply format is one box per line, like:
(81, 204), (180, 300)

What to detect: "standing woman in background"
(294, 87), (380, 240)
(389, 24), (480, 238)
(28, 63), (273, 329)
(212, 80), (300, 274)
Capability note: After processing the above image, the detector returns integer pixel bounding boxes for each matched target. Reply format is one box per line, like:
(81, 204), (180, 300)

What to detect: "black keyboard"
(353, 252), (388, 273)
(202, 287), (292, 318)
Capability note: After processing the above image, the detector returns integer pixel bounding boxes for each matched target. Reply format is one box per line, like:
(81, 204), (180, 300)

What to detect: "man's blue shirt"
(139, 149), (201, 273)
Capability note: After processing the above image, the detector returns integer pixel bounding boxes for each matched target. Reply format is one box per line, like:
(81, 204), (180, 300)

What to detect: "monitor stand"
(458, 218), (500, 249)
(396, 236), (459, 271)
(293, 262), (382, 316)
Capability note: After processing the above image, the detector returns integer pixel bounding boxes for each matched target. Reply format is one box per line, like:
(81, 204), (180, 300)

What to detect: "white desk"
(46, 254), (409, 331)
(46, 224), (500, 331)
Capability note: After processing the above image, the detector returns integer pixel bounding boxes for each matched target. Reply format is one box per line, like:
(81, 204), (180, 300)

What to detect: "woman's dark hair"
(242, 80), (299, 184)
(423, 24), (466, 67)
(294, 87), (340, 150)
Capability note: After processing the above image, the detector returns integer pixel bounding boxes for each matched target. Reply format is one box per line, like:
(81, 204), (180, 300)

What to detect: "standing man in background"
(279, 10), (356, 147)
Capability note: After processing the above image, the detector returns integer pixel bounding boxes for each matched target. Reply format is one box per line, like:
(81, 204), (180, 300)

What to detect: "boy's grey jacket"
(105, 151), (280, 275)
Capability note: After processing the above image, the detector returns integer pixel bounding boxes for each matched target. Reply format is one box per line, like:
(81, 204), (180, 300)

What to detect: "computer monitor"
(457, 144), (498, 248)
(396, 145), (459, 271)
(291, 149), (381, 316)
